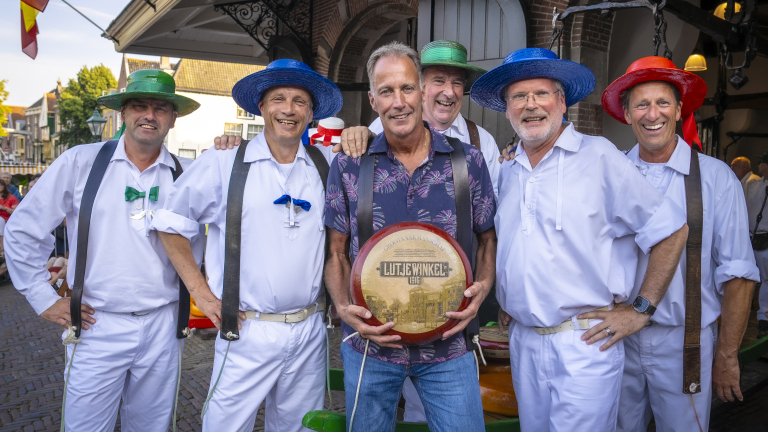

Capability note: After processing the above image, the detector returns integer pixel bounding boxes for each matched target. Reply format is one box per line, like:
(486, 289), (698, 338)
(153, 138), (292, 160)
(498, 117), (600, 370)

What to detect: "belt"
(534, 304), (613, 335)
(244, 297), (326, 324)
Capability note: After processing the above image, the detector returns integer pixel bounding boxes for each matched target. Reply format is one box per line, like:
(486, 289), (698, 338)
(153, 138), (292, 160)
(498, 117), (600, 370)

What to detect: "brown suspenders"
(683, 145), (703, 394)
(464, 119), (481, 151)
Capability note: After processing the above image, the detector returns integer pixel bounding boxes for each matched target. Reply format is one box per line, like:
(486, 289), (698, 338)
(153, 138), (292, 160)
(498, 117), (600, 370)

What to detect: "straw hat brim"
(601, 68), (707, 124)
(470, 58), (595, 113)
(97, 91), (201, 117)
(232, 68), (343, 120)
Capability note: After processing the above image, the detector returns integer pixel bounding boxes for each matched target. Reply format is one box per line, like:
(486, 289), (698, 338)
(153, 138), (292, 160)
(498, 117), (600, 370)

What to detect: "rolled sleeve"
(711, 166), (760, 292)
(714, 260), (760, 292)
(633, 197), (687, 254)
(611, 158), (686, 253)
(152, 209), (201, 241)
(154, 150), (222, 234)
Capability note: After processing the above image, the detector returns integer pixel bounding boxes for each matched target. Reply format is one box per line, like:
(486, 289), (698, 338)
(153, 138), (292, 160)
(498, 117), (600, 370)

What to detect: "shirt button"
(135, 201), (143, 210)
(528, 178), (534, 183)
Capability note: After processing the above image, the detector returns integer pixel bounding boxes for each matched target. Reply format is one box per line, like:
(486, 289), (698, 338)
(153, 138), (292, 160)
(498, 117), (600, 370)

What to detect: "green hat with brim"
(421, 40), (487, 91)
(97, 69), (200, 117)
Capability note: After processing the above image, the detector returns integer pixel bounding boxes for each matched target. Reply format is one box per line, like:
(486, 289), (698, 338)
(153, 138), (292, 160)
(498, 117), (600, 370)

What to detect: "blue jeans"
(340, 342), (484, 432)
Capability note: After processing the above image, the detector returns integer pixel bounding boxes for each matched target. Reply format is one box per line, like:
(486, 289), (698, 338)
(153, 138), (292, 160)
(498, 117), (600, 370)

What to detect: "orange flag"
(20, 0), (49, 59)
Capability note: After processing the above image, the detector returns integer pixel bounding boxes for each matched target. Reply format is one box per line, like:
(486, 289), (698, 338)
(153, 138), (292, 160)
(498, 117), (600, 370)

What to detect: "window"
(178, 149), (196, 160)
(224, 123), (243, 136)
(246, 124), (264, 139)
(237, 107), (254, 119)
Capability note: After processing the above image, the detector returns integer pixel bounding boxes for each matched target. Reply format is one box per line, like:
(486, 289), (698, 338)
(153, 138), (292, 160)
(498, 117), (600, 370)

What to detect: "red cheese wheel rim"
(351, 221), (473, 345)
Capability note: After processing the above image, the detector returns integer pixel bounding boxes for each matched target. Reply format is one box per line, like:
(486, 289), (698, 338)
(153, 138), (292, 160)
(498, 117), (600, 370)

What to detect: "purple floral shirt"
(324, 122), (496, 364)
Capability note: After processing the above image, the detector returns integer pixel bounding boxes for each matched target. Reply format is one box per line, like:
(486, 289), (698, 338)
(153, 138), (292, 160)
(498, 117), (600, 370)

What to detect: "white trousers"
(402, 378), (428, 422)
(509, 320), (624, 432)
(617, 323), (716, 432)
(202, 312), (327, 432)
(754, 249), (768, 321)
(62, 302), (181, 432)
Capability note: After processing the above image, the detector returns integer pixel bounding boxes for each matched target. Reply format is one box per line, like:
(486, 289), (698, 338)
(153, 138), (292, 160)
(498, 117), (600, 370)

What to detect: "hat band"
(422, 47), (467, 65)
(310, 125), (342, 147)
(125, 81), (176, 95)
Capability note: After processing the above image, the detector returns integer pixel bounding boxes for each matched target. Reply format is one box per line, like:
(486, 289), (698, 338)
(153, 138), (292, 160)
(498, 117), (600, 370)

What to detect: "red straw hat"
(602, 56), (707, 148)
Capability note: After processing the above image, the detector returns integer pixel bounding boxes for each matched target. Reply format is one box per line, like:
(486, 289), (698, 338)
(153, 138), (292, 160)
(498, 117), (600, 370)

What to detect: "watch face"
(633, 297), (646, 310)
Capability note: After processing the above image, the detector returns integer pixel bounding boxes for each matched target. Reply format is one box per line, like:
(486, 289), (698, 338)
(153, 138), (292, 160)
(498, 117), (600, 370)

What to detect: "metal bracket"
(215, 0), (312, 53)
(143, 0), (156, 12)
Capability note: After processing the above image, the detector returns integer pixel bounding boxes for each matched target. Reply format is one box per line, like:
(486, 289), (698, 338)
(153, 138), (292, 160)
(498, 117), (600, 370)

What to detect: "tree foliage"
(58, 64), (116, 147)
(0, 80), (9, 138)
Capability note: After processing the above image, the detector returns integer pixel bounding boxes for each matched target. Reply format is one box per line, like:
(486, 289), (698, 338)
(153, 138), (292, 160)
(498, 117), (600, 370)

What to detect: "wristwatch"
(632, 295), (656, 316)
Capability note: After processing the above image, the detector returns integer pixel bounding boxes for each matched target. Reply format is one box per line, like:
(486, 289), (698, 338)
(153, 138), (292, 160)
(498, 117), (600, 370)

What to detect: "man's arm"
(443, 227), (497, 339)
(713, 277), (753, 402)
(158, 232), (244, 329)
(580, 224), (689, 350)
(4, 152), (96, 329)
(325, 229), (402, 348)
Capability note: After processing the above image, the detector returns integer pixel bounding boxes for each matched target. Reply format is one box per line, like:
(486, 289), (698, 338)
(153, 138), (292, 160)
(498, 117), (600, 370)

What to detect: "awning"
(0, 165), (49, 175)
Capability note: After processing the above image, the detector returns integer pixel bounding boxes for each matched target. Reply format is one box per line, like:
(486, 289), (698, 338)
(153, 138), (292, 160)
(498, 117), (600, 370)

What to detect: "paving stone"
(2, 280), (766, 431)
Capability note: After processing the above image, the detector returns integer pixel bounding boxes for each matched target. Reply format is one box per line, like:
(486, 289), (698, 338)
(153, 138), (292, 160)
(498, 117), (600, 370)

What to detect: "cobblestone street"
(1, 281), (767, 432)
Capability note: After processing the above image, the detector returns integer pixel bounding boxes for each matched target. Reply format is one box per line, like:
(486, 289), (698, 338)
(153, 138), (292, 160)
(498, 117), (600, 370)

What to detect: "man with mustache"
(4, 69), (204, 431)
(325, 41), (497, 431)
(601, 56), (759, 432)
(153, 59), (342, 431)
(474, 48), (689, 431)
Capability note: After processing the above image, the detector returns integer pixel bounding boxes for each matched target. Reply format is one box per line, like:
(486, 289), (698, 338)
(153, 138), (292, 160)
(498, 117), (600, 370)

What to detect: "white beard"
(511, 115), (562, 149)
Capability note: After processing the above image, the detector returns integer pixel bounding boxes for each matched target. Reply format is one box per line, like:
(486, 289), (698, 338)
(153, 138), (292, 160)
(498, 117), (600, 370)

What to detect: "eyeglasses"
(506, 90), (560, 108)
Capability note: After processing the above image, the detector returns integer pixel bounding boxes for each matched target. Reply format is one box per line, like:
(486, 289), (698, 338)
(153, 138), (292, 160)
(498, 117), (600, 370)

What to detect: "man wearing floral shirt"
(324, 41), (497, 432)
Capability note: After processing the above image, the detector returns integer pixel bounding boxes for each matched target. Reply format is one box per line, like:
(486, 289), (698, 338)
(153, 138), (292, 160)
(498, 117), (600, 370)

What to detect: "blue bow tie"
(274, 194), (311, 212)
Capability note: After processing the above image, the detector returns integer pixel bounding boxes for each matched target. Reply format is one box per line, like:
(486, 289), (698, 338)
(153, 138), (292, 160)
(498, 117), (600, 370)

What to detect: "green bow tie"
(125, 186), (159, 202)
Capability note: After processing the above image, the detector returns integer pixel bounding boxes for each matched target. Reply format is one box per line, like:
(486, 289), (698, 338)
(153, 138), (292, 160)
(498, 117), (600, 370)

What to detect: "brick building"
(103, 0), (767, 158)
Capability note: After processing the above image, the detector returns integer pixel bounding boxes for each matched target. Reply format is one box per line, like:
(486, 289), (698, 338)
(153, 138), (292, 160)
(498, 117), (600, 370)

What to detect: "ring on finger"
(605, 327), (612, 336)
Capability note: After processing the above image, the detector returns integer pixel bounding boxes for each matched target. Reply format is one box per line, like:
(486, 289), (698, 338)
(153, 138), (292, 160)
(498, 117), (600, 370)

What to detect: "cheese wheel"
(479, 373), (518, 416)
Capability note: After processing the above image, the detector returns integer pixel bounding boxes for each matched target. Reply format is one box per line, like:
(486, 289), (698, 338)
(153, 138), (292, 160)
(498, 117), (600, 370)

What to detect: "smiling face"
(369, 55), (423, 140)
(421, 66), (465, 129)
(258, 86), (313, 147)
(623, 81), (681, 155)
(0, 173), (10, 184)
(504, 78), (566, 150)
(121, 98), (177, 147)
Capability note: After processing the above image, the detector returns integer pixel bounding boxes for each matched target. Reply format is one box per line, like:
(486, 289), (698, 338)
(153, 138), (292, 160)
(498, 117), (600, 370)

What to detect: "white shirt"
(369, 113), (501, 197)
(625, 137), (760, 327)
(152, 133), (333, 314)
(741, 172), (761, 200)
(747, 177), (768, 232)
(4, 136), (202, 315)
(495, 123), (687, 327)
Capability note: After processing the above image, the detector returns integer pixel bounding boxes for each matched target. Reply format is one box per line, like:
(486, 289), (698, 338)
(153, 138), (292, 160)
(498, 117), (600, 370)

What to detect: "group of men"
(5, 36), (759, 432)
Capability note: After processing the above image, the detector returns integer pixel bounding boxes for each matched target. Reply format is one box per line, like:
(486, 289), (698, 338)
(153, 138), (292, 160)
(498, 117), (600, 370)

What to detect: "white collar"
(626, 136), (689, 175)
(111, 135), (176, 170)
(244, 132), (314, 168)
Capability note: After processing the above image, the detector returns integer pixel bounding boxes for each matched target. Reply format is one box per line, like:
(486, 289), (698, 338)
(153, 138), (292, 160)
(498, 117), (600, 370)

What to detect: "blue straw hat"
(232, 59), (343, 120)
(470, 48), (595, 113)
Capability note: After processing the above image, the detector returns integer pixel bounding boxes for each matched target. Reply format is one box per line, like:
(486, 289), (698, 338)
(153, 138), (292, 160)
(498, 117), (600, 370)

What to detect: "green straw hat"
(97, 69), (200, 117)
(421, 40), (487, 90)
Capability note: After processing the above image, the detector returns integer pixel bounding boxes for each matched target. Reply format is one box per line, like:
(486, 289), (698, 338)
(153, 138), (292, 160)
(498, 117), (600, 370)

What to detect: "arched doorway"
(326, 2), (419, 127)
(423, 0), (527, 149)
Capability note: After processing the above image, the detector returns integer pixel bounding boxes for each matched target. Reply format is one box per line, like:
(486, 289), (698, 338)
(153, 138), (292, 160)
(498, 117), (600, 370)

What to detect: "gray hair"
(366, 41), (422, 93)
(0, 171), (10, 177)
